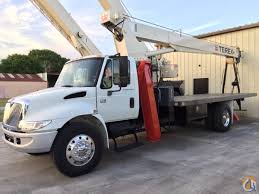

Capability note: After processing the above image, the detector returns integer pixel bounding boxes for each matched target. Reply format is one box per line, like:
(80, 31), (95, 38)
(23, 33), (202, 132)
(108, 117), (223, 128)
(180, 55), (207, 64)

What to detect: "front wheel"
(52, 123), (104, 177)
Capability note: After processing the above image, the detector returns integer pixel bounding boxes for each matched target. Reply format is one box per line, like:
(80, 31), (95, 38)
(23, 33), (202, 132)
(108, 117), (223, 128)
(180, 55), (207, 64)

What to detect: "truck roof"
(67, 55), (106, 63)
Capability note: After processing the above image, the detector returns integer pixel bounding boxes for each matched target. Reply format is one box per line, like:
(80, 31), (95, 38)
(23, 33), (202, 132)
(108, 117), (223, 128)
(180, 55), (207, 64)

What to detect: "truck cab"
(53, 55), (139, 122)
(2, 55), (140, 177)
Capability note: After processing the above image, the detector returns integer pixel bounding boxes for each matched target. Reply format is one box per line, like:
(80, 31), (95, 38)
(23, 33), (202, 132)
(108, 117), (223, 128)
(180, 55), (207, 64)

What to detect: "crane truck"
(1, 0), (256, 177)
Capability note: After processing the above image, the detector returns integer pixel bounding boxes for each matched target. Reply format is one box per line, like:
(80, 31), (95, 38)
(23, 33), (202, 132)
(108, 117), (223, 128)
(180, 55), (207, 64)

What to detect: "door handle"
(130, 98), (134, 108)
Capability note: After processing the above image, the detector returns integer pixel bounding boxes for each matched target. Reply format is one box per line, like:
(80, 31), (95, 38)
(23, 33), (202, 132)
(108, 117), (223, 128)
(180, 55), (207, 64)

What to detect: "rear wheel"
(52, 122), (104, 177)
(213, 103), (232, 132)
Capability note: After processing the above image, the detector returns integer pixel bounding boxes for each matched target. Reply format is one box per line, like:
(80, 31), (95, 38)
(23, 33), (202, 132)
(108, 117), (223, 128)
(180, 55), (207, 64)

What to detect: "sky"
(0, 0), (259, 60)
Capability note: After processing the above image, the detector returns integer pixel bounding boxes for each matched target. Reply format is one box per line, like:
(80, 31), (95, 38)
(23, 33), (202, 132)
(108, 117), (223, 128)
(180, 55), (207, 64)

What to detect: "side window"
(113, 59), (120, 85)
(113, 59), (130, 85)
(101, 60), (113, 89)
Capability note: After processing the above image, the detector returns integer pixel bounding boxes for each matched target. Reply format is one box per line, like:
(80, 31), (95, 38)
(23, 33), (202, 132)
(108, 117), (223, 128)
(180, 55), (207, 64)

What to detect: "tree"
(28, 49), (69, 73)
(0, 54), (42, 74)
(0, 49), (69, 74)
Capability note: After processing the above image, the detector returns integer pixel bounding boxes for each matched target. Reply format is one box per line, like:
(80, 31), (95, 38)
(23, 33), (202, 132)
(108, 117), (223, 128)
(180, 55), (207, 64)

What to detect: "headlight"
(18, 120), (52, 132)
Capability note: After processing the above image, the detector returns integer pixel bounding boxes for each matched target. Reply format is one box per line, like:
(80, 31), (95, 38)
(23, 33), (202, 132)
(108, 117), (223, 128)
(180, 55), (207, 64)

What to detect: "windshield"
(55, 58), (104, 87)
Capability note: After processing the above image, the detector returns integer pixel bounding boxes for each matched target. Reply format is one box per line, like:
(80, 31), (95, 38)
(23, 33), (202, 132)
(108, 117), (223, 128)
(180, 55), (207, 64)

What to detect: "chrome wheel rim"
(222, 110), (230, 127)
(66, 134), (95, 166)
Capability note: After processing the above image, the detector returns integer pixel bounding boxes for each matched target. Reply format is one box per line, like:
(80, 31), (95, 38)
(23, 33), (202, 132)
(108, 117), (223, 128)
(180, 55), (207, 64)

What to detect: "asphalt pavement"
(0, 119), (258, 194)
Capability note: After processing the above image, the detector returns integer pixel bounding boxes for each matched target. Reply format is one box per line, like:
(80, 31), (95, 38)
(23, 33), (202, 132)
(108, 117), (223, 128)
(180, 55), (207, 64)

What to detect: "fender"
(28, 101), (109, 148)
(93, 114), (109, 148)
(33, 113), (110, 149)
(57, 114), (109, 149)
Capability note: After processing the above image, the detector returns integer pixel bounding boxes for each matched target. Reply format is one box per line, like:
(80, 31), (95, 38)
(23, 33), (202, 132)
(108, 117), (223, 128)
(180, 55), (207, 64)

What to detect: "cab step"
(112, 132), (143, 152)
(107, 120), (144, 152)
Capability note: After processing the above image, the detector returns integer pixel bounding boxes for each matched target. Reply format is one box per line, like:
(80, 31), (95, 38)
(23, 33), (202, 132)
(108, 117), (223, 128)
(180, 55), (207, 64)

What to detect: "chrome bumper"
(2, 125), (58, 153)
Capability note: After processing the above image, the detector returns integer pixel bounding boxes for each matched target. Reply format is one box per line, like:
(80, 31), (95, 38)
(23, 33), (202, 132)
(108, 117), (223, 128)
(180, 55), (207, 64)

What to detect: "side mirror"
(119, 56), (129, 87)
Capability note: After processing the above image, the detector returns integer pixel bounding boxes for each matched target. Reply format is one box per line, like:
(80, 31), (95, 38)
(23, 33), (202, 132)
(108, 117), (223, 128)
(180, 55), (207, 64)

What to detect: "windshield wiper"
(61, 85), (74, 87)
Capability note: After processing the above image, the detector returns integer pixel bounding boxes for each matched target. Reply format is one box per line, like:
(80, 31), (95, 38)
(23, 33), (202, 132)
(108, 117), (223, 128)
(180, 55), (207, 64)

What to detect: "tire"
(213, 103), (232, 132)
(52, 122), (104, 177)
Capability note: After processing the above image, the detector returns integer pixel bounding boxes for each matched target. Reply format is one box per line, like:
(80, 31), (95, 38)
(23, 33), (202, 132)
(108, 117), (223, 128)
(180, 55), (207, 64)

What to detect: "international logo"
(242, 176), (257, 192)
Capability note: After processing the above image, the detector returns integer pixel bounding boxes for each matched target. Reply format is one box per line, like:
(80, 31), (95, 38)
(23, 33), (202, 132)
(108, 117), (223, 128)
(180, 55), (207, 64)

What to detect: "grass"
(0, 99), (8, 122)
(0, 112), (3, 122)
(0, 99), (8, 107)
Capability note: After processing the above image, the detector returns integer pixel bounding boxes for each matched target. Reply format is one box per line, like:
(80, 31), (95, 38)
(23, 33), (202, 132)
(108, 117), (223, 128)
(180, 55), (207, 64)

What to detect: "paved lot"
(0, 119), (258, 194)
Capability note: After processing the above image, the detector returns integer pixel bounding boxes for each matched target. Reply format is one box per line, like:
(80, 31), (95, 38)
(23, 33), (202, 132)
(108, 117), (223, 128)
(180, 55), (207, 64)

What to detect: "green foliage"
(28, 49), (69, 73)
(0, 99), (8, 107)
(0, 112), (3, 122)
(0, 54), (41, 74)
(0, 49), (69, 74)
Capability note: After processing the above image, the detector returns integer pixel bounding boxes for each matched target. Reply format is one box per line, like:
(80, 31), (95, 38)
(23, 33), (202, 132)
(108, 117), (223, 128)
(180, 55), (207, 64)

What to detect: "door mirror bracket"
(107, 86), (121, 96)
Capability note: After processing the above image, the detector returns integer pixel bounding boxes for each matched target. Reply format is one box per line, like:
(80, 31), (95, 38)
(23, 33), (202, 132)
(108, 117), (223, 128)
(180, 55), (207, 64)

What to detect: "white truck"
(1, 0), (256, 177)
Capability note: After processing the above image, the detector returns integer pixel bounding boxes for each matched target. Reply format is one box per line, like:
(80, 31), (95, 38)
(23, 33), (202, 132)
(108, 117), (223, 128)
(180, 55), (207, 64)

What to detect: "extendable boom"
(99, 0), (240, 61)
(30, 0), (102, 56)
(132, 21), (240, 59)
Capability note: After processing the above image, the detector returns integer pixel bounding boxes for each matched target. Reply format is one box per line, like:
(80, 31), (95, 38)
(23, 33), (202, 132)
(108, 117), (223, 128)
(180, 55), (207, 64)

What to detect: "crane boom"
(30, 0), (102, 56)
(99, 0), (240, 61)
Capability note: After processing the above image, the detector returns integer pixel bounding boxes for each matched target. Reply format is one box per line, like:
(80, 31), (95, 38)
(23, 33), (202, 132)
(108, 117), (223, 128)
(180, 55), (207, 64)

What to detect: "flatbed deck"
(174, 93), (257, 107)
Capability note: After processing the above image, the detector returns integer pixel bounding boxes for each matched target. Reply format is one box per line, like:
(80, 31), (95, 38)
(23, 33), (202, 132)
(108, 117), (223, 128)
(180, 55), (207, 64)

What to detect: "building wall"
(0, 81), (47, 99)
(163, 27), (259, 118)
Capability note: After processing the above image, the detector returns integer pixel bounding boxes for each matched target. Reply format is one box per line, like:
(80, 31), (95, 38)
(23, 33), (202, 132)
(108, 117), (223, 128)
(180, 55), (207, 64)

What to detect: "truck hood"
(12, 87), (90, 102)
(9, 87), (96, 121)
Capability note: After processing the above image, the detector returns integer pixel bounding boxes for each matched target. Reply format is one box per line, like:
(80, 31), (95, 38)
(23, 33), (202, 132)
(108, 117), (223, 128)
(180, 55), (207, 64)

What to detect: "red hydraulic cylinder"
(137, 60), (161, 142)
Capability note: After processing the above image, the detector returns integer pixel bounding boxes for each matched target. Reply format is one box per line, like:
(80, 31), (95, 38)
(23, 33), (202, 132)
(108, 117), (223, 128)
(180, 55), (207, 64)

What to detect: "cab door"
(97, 58), (136, 122)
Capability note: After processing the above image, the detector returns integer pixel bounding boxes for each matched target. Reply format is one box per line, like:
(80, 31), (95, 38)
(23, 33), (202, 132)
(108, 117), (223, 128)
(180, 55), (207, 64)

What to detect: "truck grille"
(3, 103), (23, 128)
